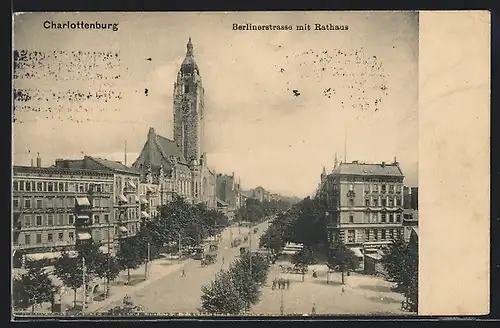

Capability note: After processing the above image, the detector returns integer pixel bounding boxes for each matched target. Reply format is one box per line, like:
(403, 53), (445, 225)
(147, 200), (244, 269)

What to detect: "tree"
(117, 237), (142, 284)
(92, 252), (122, 297)
(200, 270), (246, 315)
(107, 295), (144, 315)
(258, 225), (284, 255)
(381, 236), (418, 312)
(291, 247), (315, 282)
(12, 260), (55, 312)
(327, 240), (358, 285)
(54, 251), (83, 308)
(237, 252), (270, 286)
(228, 262), (260, 310)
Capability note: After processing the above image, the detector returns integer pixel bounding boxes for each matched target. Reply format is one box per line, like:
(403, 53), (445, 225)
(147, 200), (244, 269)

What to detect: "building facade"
(318, 159), (405, 258)
(251, 186), (271, 202)
(133, 38), (217, 209)
(54, 156), (142, 243)
(12, 162), (115, 262)
(216, 173), (242, 220)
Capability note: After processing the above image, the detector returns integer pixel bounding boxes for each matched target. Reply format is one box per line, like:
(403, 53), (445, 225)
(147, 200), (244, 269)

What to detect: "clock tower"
(173, 37), (205, 162)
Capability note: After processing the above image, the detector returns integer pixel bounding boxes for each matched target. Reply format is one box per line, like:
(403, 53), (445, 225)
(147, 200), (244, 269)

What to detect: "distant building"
(317, 158), (405, 270)
(410, 187), (418, 210)
(13, 155), (116, 264)
(270, 193), (280, 202)
(216, 173), (242, 220)
(403, 186), (418, 210)
(403, 209), (418, 242)
(251, 186), (271, 202)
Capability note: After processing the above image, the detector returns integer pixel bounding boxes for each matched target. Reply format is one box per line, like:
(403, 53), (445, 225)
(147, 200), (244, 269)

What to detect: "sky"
(13, 12), (419, 198)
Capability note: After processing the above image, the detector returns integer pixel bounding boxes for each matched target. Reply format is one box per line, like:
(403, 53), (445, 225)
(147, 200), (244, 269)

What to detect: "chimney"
(30, 158), (34, 167)
(381, 161), (385, 168)
(36, 153), (41, 167)
(393, 156), (399, 165)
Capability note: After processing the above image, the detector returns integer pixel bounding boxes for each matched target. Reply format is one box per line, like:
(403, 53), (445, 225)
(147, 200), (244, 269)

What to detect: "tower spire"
(186, 37), (194, 57)
(334, 152), (338, 169)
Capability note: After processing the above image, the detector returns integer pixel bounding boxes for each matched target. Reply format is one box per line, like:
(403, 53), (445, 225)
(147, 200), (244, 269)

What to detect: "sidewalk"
(85, 256), (188, 313)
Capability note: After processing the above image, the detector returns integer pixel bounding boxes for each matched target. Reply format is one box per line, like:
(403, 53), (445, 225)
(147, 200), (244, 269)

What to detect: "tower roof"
(181, 37), (198, 73)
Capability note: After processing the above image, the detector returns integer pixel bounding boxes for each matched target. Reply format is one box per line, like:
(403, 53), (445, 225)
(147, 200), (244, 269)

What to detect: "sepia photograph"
(12, 11), (419, 317)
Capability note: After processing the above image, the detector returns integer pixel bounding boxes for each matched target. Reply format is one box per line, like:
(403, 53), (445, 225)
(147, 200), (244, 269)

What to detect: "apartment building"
(12, 163), (115, 263)
(54, 156), (142, 241)
(319, 159), (405, 265)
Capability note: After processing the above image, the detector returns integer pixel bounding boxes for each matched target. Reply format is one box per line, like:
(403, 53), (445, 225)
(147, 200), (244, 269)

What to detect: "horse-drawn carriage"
(201, 253), (217, 266)
(279, 264), (309, 274)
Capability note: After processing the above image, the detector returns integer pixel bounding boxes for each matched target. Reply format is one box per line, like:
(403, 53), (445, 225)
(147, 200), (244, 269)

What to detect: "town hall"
(133, 38), (217, 209)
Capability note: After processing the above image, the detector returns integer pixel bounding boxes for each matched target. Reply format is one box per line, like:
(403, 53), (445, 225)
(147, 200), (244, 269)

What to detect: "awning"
(119, 195), (128, 203)
(350, 247), (364, 258)
(146, 185), (154, 193)
(25, 252), (61, 261)
(364, 247), (378, 253)
(119, 226), (128, 233)
(140, 198), (149, 204)
(77, 232), (92, 240)
(76, 197), (90, 206)
(141, 211), (150, 219)
(128, 181), (136, 189)
(365, 253), (382, 260)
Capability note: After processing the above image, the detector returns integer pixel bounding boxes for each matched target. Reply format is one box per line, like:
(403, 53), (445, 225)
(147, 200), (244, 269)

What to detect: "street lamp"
(280, 287), (285, 315)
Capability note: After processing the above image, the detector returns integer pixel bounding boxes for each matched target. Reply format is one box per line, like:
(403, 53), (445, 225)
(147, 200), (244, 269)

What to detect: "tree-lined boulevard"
(13, 195), (417, 316)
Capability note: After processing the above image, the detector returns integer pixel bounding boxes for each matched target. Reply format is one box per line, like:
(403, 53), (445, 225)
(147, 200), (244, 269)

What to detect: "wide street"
(94, 220), (271, 314)
(251, 261), (407, 316)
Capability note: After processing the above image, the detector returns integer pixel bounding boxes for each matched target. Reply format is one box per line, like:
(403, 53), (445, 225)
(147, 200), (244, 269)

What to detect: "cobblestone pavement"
(251, 261), (410, 316)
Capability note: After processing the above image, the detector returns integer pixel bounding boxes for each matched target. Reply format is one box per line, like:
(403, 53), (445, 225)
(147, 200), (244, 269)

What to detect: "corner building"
(319, 160), (405, 256)
(12, 164), (115, 263)
(133, 38), (217, 209)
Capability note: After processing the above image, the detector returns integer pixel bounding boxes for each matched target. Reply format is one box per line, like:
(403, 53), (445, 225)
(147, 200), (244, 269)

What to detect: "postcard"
(11, 11), (490, 318)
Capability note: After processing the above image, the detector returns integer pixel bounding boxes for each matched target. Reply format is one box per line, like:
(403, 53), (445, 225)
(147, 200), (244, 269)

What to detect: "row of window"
(347, 213), (402, 224)
(340, 183), (402, 192)
(21, 213), (110, 228)
(341, 195), (402, 207)
(346, 228), (403, 243)
(13, 196), (112, 209)
(19, 223), (140, 246)
(13, 180), (113, 193)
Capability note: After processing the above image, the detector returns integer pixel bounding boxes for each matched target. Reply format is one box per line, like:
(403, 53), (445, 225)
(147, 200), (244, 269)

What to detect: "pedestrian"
(181, 268), (186, 277)
(341, 286), (345, 294)
(272, 279), (276, 290)
(312, 269), (317, 278)
(222, 257), (225, 265)
(311, 303), (316, 316)
(286, 279), (290, 289)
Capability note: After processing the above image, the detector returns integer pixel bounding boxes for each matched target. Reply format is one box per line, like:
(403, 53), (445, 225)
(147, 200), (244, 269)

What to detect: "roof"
(87, 156), (141, 175)
(13, 165), (113, 177)
(155, 135), (184, 160)
(331, 162), (404, 177)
